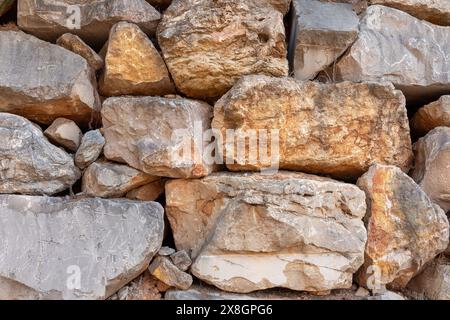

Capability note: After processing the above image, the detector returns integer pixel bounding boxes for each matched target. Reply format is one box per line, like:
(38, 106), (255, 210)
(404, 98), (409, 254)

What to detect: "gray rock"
(17, 0), (161, 47)
(170, 250), (192, 272)
(335, 5), (450, 104)
(289, 0), (359, 80)
(0, 30), (101, 126)
(81, 159), (160, 198)
(0, 195), (164, 300)
(0, 113), (80, 195)
(158, 247), (176, 257)
(44, 118), (83, 152)
(407, 257), (450, 300)
(75, 130), (105, 169)
(148, 256), (193, 290)
(56, 33), (104, 71)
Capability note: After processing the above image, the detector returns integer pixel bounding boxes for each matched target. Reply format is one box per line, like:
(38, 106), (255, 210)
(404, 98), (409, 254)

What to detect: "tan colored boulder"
(99, 22), (175, 97)
(166, 171), (367, 293)
(356, 164), (449, 291)
(410, 127), (450, 213)
(82, 160), (160, 198)
(370, 0), (450, 26)
(335, 5), (450, 104)
(212, 75), (413, 179)
(126, 179), (166, 201)
(56, 33), (104, 72)
(158, 0), (288, 100)
(412, 96), (450, 136)
(102, 96), (214, 179)
(148, 256), (193, 290)
(44, 118), (83, 152)
(17, 0), (161, 47)
(0, 31), (100, 126)
(407, 257), (450, 300)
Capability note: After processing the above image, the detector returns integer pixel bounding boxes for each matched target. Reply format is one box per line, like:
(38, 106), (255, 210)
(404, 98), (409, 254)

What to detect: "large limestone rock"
(356, 164), (449, 291)
(165, 171), (367, 293)
(56, 33), (104, 72)
(0, 195), (164, 300)
(158, 0), (289, 100)
(81, 160), (160, 198)
(289, 0), (359, 80)
(412, 96), (450, 136)
(44, 118), (83, 152)
(335, 5), (450, 104)
(17, 0), (161, 47)
(410, 127), (450, 213)
(407, 257), (450, 300)
(0, 31), (100, 126)
(370, 0), (450, 26)
(212, 75), (413, 179)
(75, 129), (105, 169)
(102, 96), (214, 179)
(0, 113), (81, 195)
(0, 0), (15, 17)
(99, 22), (175, 97)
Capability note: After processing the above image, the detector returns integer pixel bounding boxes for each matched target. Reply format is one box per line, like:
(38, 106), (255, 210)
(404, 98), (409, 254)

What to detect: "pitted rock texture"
(0, 195), (164, 300)
(212, 75), (413, 179)
(0, 113), (80, 195)
(0, 30), (101, 126)
(410, 127), (450, 213)
(335, 5), (450, 104)
(75, 129), (105, 169)
(102, 96), (214, 179)
(158, 0), (289, 100)
(412, 96), (450, 137)
(17, 0), (161, 47)
(289, 0), (359, 80)
(99, 22), (175, 97)
(356, 164), (449, 290)
(166, 171), (367, 293)
(82, 160), (161, 198)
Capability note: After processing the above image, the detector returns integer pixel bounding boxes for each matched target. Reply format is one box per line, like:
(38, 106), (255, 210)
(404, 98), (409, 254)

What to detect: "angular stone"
(0, 113), (80, 195)
(44, 118), (83, 152)
(356, 164), (449, 291)
(0, 195), (164, 300)
(166, 171), (367, 293)
(412, 96), (450, 137)
(335, 5), (450, 104)
(407, 257), (450, 300)
(0, 0), (15, 17)
(0, 31), (101, 126)
(410, 127), (450, 213)
(289, 0), (359, 80)
(99, 22), (175, 97)
(102, 96), (214, 179)
(148, 256), (193, 290)
(170, 250), (192, 272)
(17, 0), (161, 47)
(75, 129), (105, 169)
(56, 33), (104, 72)
(370, 0), (450, 26)
(212, 75), (413, 179)
(126, 179), (165, 202)
(82, 160), (160, 198)
(158, 247), (176, 257)
(158, 0), (288, 100)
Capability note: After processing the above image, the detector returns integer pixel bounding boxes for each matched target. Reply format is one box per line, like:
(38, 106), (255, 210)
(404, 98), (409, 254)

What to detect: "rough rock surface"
(17, 0), (161, 47)
(44, 118), (83, 152)
(0, 0), (14, 17)
(170, 251), (192, 272)
(148, 256), (193, 290)
(410, 127), (450, 213)
(0, 31), (101, 126)
(335, 5), (450, 104)
(82, 160), (160, 198)
(356, 164), (449, 291)
(212, 75), (413, 179)
(126, 179), (165, 201)
(412, 96), (450, 136)
(0, 113), (80, 195)
(99, 22), (175, 97)
(370, 0), (450, 26)
(75, 130), (105, 169)
(407, 257), (450, 300)
(289, 0), (359, 80)
(102, 96), (214, 179)
(261, 0), (292, 14)
(158, 0), (289, 100)
(56, 33), (104, 72)
(166, 171), (367, 293)
(0, 195), (164, 300)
